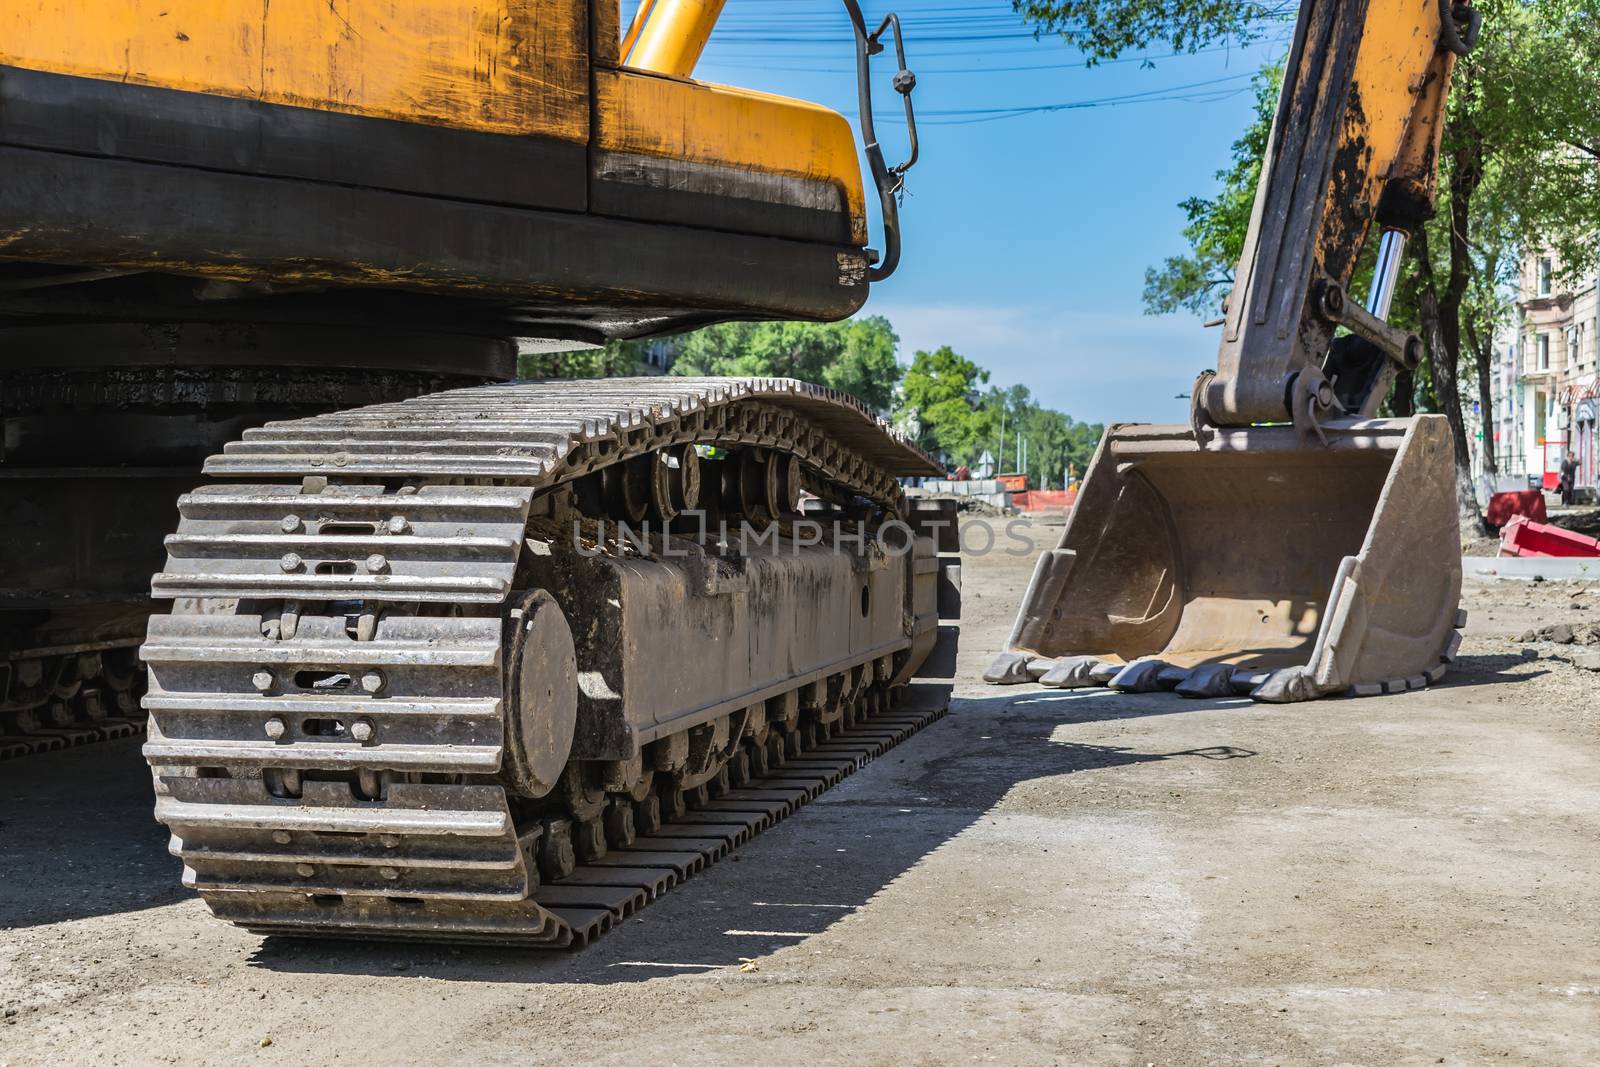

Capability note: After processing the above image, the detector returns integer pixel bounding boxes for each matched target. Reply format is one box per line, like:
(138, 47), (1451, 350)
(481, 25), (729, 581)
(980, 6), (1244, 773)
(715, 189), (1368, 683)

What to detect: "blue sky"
(631, 1), (1292, 425)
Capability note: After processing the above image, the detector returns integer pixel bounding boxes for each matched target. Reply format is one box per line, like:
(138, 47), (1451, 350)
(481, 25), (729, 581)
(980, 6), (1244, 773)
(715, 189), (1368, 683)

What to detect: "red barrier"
(1498, 515), (1600, 558)
(996, 473), (1029, 492)
(1013, 489), (1078, 512)
(1486, 489), (1546, 528)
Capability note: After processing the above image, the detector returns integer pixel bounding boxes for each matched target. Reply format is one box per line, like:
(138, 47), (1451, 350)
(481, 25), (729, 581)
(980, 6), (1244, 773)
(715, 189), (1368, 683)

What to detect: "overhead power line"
(700, 32), (1293, 75)
(845, 70), (1260, 125)
(617, 0), (1289, 127)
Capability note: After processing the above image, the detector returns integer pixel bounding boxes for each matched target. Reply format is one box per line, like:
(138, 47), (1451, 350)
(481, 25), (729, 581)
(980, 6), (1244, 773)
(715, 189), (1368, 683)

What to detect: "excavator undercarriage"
(0, 0), (956, 947)
(144, 379), (959, 945)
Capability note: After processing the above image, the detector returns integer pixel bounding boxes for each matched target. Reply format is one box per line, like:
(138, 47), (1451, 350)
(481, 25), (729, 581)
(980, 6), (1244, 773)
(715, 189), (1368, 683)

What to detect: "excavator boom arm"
(1199, 0), (1474, 433)
(624, 0), (730, 77)
(987, 0), (1474, 705)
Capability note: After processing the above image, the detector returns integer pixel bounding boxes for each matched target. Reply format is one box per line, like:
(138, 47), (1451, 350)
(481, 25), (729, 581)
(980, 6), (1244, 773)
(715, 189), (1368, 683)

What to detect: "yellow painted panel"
(0, 0), (589, 139)
(1316, 0), (1442, 260)
(1345, 0), (1441, 162)
(597, 68), (866, 244)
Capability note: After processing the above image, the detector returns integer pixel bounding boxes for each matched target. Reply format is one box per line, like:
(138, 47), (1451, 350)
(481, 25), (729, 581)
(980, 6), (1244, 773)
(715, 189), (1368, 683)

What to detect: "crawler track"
(1, 644), (147, 761)
(177, 681), (949, 947)
(144, 378), (958, 946)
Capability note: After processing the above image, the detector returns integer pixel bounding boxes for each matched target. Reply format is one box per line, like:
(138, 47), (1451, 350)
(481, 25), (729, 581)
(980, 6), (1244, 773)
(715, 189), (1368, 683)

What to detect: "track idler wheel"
(635, 794), (663, 834)
(746, 738), (769, 776)
(500, 591), (578, 799)
(653, 445), (701, 520)
(727, 747), (752, 787)
(573, 818), (607, 862)
(601, 459), (650, 523)
(538, 818), (578, 881)
(730, 448), (805, 526)
(775, 453), (803, 514)
(660, 783), (687, 821)
(604, 798), (637, 848)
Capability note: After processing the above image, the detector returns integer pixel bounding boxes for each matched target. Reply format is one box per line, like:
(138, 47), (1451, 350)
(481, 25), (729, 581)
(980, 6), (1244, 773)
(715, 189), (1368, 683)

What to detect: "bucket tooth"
(982, 651), (1052, 685)
(1037, 655), (1107, 689)
(995, 417), (1462, 703)
(1088, 661), (1121, 685)
(1249, 666), (1321, 703)
(1174, 663), (1237, 698)
(1107, 659), (1175, 693)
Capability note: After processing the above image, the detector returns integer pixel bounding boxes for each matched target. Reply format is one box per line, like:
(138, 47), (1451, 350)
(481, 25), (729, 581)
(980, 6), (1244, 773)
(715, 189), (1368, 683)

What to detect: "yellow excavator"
(0, 0), (1474, 947)
(987, 0), (1477, 703)
(0, 0), (960, 945)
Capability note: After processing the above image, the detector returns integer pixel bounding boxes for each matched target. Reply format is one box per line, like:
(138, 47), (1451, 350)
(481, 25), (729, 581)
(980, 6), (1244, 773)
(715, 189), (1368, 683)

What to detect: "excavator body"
(0, 0), (901, 662)
(987, 0), (1473, 701)
(0, 0), (961, 946)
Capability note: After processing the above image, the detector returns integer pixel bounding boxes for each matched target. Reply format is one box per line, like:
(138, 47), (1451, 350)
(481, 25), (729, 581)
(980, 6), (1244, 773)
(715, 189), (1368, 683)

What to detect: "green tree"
(670, 316), (902, 412)
(982, 383), (1104, 488)
(1014, 0), (1290, 63)
(897, 345), (994, 461)
(897, 351), (1104, 484)
(1061, 0), (1600, 526)
(1405, 0), (1600, 522)
(518, 340), (640, 379)
(1143, 65), (1281, 317)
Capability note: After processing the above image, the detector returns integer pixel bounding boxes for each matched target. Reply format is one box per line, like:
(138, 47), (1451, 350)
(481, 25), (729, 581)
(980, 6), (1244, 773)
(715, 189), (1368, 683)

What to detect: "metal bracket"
(1289, 365), (1344, 446)
(1315, 280), (1423, 371)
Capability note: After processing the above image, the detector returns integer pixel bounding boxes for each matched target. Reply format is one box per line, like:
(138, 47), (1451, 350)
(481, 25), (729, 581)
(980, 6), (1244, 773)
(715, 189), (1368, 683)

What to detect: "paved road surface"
(3, 517), (1597, 1065)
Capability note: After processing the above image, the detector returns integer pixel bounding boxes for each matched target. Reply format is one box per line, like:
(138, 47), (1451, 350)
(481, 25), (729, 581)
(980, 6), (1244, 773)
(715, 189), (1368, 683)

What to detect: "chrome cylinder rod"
(1367, 228), (1408, 321)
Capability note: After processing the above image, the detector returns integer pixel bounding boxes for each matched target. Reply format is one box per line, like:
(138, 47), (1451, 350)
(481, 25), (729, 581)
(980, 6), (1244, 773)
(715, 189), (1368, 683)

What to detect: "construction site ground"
(2, 516), (1597, 1066)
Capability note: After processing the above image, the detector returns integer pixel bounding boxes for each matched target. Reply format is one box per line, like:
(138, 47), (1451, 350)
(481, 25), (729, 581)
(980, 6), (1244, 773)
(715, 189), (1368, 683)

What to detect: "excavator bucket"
(985, 415), (1464, 702)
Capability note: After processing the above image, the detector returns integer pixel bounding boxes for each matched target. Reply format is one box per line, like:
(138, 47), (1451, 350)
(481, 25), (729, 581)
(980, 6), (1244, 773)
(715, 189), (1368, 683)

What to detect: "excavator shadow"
(0, 737), (187, 930)
(242, 688), (1259, 984)
(0, 662), (1528, 945)
(1439, 652), (1549, 689)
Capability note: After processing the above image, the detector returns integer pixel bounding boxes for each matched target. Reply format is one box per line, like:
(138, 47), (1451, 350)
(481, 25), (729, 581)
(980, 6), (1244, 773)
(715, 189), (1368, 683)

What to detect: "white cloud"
(865, 299), (1218, 426)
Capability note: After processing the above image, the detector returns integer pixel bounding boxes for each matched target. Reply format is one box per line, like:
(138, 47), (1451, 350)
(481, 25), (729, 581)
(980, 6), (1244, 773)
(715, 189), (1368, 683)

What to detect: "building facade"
(1490, 249), (1600, 495)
